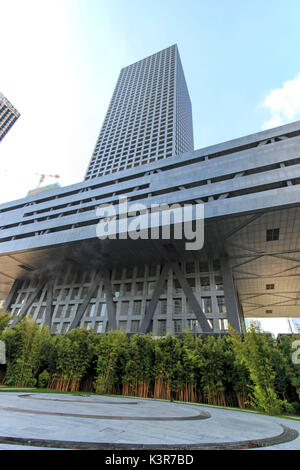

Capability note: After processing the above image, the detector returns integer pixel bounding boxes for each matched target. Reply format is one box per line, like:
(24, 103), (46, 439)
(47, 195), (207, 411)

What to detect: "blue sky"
(1, 0), (300, 334)
(71, 0), (300, 145)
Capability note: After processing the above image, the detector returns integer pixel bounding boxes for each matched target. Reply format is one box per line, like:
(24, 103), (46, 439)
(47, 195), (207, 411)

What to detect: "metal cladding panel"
(1, 128), (300, 255)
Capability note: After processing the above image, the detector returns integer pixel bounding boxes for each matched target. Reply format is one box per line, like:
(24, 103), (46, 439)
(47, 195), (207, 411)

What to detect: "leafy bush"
(3, 317), (51, 388)
(38, 370), (50, 388)
(1, 314), (299, 417)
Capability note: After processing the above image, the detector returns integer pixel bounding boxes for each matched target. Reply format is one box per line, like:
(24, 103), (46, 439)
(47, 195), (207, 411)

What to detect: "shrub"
(38, 370), (50, 388)
(230, 326), (285, 415)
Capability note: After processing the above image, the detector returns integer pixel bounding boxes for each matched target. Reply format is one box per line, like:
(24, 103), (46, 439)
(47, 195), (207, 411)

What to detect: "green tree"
(179, 332), (198, 401)
(94, 330), (129, 394)
(222, 335), (252, 408)
(277, 335), (300, 404)
(230, 326), (285, 415)
(53, 327), (96, 391)
(153, 334), (184, 399)
(195, 336), (227, 406)
(123, 334), (154, 397)
(3, 316), (51, 387)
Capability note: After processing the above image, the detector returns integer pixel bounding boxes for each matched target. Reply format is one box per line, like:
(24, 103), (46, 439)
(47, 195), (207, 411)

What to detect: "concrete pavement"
(0, 392), (298, 450)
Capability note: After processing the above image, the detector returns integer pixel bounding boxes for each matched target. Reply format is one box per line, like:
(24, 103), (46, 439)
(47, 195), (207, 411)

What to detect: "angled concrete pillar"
(171, 262), (213, 333)
(44, 279), (54, 328)
(140, 263), (171, 334)
(220, 257), (242, 332)
(69, 271), (103, 330)
(3, 279), (23, 312)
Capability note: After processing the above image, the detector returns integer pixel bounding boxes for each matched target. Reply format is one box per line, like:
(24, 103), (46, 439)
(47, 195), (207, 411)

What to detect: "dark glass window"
(266, 228), (280, 241)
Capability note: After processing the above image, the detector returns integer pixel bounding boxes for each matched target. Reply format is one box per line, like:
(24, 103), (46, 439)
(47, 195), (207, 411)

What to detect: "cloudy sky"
(1, 0), (300, 334)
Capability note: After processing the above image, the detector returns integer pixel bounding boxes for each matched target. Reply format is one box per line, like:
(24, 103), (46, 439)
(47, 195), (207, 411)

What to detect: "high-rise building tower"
(0, 92), (20, 142)
(85, 44), (194, 180)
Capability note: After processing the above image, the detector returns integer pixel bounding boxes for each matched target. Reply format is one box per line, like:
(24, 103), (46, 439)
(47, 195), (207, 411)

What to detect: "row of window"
(52, 317), (229, 336)
(17, 261), (223, 291)
(16, 277), (223, 304)
(12, 296), (227, 322)
(92, 128), (174, 161)
(99, 115), (174, 139)
(98, 118), (174, 142)
(119, 58), (175, 82)
(113, 260), (221, 279)
(102, 106), (174, 126)
(107, 81), (174, 113)
(87, 154), (170, 176)
(104, 97), (174, 124)
(90, 144), (173, 170)
(115, 68), (175, 101)
(115, 297), (226, 315)
(120, 55), (175, 77)
(93, 138), (174, 159)
(94, 130), (174, 153)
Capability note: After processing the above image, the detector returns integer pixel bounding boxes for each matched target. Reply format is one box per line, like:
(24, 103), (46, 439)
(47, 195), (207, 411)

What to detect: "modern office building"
(85, 45), (194, 180)
(0, 93), (20, 142)
(1, 46), (300, 336)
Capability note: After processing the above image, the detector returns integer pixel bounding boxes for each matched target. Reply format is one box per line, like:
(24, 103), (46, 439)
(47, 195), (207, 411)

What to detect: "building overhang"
(1, 120), (300, 319)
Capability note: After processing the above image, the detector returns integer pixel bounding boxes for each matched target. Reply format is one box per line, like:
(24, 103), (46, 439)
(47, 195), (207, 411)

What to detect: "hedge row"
(0, 311), (299, 415)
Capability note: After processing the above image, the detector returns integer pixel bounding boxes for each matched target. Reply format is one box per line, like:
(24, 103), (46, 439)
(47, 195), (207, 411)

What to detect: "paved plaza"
(0, 392), (299, 450)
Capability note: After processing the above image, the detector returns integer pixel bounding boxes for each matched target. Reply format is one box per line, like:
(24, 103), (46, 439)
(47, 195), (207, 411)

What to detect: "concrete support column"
(171, 262), (213, 333)
(69, 271), (103, 330)
(140, 264), (170, 334)
(3, 279), (22, 312)
(103, 270), (117, 331)
(220, 257), (242, 333)
(213, 317), (221, 333)
(152, 318), (159, 336)
(166, 270), (174, 334)
(44, 278), (54, 327)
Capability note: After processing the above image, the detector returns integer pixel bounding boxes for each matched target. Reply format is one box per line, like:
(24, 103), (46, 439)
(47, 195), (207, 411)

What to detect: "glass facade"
(84, 45), (194, 180)
(9, 259), (229, 335)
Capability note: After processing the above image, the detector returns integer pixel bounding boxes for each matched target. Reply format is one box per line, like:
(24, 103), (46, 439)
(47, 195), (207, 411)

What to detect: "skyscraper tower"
(85, 44), (194, 180)
(0, 92), (20, 142)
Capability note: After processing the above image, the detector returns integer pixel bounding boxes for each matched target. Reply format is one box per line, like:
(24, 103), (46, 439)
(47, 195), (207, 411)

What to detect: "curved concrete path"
(0, 392), (298, 450)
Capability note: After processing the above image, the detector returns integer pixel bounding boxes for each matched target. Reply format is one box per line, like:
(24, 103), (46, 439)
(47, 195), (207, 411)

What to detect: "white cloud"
(261, 73), (300, 130)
